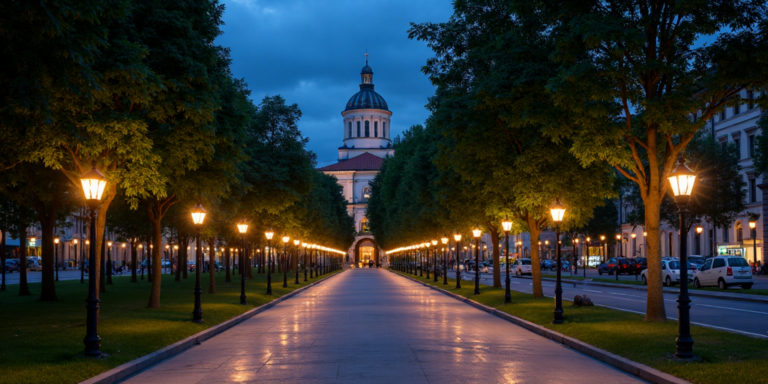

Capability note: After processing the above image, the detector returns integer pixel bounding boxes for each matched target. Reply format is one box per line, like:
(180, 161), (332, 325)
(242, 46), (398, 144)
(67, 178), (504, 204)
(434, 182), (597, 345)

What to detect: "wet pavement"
(121, 268), (643, 384)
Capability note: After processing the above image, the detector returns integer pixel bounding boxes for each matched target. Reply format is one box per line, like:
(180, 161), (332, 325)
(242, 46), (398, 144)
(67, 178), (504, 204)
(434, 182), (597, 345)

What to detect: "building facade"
(318, 58), (393, 267)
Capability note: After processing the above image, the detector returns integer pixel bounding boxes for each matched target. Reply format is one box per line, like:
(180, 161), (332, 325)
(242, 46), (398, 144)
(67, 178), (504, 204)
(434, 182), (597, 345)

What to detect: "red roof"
(318, 152), (384, 172)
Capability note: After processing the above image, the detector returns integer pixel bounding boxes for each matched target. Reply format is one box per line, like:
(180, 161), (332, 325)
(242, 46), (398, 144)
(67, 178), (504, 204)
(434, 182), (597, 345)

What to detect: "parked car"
(633, 257), (648, 272)
(597, 257), (639, 275)
(641, 259), (694, 286)
(465, 260), (488, 273)
(513, 258), (532, 276)
(694, 256), (753, 289)
(687, 256), (706, 269)
(3, 259), (20, 273)
(187, 260), (196, 272)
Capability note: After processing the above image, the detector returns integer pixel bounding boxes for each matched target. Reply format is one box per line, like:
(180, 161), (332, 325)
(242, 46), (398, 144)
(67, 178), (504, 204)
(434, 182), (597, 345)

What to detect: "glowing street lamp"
(281, 235), (290, 288)
(454, 232), (462, 289)
(550, 198), (566, 325)
(501, 216), (513, 303)
(431, 239), (438, 282)
(441, 235), (449, 285)
(80, 161), (107, 358)
(667, 156), (697, 359)
(190, 202), (206, 323)
(472, 226), (482, 295)
(54, 237), (60, 282)
(237, 218), (248, 305)
(265, 228), (274, 294)
(748, 220), (758, 265)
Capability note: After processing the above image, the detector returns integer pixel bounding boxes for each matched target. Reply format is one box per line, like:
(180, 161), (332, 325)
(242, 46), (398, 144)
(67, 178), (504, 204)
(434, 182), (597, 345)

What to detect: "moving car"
(694, 256), (753, 289)
(641, 259), (694, 286)
(513, 258), (532, 276)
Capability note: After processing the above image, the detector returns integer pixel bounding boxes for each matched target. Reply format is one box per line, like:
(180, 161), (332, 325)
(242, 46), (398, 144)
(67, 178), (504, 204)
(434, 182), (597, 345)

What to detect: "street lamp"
(615, 234), (621, 280)
(190, 202), (206, 323)
(80, 161), (107, 357)
(749, 220), (757, 265)
(550, 198), (566, 325)
(138, 244), (144, 280)
(584, 237), (590, 277)
(107, 241), (113, 285)
(600, 235), (606, 263)
(501, 217), (513, 303)
(441, 235), (449, 285)
(54, 237), (60, 282)
(281, 236), (290, 287)
(237, 219), (248, 305)
(265, 228), (274, 294)
(667, 156), (697, 359)
(472, 226), (482, 295)
(293, 239), (300, 284)
(302, 243), (308, 281)
(431, 239), (438, 282)
(454, 232), (462, 289)
(573, 238), (579, 276)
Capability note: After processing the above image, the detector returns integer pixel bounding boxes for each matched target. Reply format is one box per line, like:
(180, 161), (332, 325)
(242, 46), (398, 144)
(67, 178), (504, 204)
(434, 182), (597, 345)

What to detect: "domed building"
(318, 55), (392, 267)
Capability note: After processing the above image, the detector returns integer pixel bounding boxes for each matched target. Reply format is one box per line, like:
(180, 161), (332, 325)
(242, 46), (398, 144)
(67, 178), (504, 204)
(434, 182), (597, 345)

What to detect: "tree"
(514, 0), (768, 321)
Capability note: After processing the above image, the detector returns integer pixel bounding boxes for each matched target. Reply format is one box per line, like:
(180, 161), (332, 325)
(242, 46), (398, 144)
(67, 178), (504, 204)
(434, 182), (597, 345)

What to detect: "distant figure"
(368, 260), (373, 268)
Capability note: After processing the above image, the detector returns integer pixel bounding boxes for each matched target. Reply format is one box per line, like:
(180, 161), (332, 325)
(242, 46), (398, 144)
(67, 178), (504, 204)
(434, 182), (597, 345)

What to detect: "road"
(120, 269), (643, 384)
(449, 270), (768, 338)
(539, 267), (768, 290)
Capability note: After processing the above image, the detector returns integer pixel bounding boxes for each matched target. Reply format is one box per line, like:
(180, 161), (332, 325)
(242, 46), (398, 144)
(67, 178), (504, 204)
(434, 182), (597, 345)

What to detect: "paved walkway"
(122, 269), (643, 383)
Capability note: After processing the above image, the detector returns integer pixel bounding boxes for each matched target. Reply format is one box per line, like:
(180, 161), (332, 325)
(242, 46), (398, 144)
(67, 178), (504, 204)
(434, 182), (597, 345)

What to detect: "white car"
(694, 256), (753, 290)
(513, 258), (532, 276)
(641, 259), (693, 286)
(26, 257), (43, 271)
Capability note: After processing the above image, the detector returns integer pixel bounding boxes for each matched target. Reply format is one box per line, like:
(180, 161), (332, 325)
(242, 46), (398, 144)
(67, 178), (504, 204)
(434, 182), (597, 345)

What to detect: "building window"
(723, 226), (729, 242)
(365, 121), (370, 137)
(374, 121), (378, 137)
(362, 186), (371, 201)
(720, 109), (726, 121)
(360, 218), (370, 233)
(734, 103), (741, 115)
(734, 136), (741, 159)
(357, 121), (361, 137)
(749, 135), (755, 158)
(668, 232), (673, 256)
(749, 178), (757, 203)
(748, 89), (755, 109)
(736, 222), (743, 242)
(383, 122), (386, 138)
(348, 122), (352, 138)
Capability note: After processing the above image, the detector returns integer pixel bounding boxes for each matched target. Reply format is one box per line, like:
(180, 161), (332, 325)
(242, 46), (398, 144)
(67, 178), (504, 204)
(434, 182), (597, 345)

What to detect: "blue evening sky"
(217, 0), (453, 167)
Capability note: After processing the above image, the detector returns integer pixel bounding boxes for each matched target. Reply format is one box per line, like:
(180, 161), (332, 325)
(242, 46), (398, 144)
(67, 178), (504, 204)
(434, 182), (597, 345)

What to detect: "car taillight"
(727, 266), (732, 276)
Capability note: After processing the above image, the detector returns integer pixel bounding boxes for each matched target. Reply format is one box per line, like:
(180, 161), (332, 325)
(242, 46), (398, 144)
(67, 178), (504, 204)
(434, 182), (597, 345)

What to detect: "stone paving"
(121, 269), (644, 383)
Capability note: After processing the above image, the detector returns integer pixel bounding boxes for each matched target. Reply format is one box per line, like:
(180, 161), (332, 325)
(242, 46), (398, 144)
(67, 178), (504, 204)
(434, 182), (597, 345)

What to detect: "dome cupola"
(345, 53), (389, 111)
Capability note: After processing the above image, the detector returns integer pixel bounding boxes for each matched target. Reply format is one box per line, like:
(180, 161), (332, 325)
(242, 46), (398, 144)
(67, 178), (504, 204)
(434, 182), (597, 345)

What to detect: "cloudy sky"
(217, 0), (454, 167)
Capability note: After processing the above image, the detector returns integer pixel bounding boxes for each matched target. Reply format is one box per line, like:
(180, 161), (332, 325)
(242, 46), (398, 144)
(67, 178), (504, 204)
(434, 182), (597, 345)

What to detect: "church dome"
(345, 88), (389, 111)
(345, 58), (389, 111)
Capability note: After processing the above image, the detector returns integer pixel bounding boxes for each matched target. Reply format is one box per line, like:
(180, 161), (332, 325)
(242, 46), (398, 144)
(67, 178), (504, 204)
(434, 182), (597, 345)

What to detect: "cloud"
(217, 0), (452, 165)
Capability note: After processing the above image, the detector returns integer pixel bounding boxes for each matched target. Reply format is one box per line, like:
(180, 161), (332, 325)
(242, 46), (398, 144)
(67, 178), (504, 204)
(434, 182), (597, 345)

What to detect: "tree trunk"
(130, 239), (137, 283)
(175, 238), (182, 282)
(38, 214), (58, 301)
(208, 237), (216, 294)
(17, 215), (31, 296)
(644, 193), (666, 321)
(225, 247), (231, 282)
(488, 227), (501, 288)
(248, 246), (253, 279)
(526, 216), (543, 298)
(147, 213), (163, 308)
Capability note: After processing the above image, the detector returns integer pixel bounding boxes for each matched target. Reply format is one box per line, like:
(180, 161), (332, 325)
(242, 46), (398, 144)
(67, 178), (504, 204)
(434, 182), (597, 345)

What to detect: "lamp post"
(237, 219), (248, 305)
(441, 235), (449, 285)
(281, 236), (289, 288)
(749, 220), (757, 265)
(668, 156), (697, 359)
(550, 198), (566, 324)
(643, 231), (647, 257)
(123, 243), (128, 269)
(139, 244), (144, 280)
(695, 226), (703, 256)
(54, 237), (60, 282)
(584, 237), (590, 278)
(73, 238), (81, 283)
(631, 233), (637, 256)
(573, 238), (579, 276)
(615, 234), (621, 280)
(431, 239), (438, 282)
(472, 226), (482, 295)
(454, 232), (462, 289)
(107, 241), (113, 285)
(265, 229), (274, 294)
(294, 239), (300, 284)
(80, 161), (107, 357)
(190, 202), (206, 323)
(302, 243), (308, 281)
(600, 235), (606, 263)
(502, 217), (512, 303)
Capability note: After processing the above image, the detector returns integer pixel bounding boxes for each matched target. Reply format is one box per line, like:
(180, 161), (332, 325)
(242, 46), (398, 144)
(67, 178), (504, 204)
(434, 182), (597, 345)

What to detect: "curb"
(390, 270), (690, 384)
(81, 271), (345, 384)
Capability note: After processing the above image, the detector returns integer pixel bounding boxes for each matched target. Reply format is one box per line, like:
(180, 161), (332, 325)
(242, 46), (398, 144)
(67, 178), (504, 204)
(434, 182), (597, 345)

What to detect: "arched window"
(365, 121), (370, 137)
(736, 221), (743, 242)
(360, 218), (370, 233)
(348, 122), (352, 138)
(383, 122), (387, 138)
(357, 121), (361, 137)
(362, 186), (371, 201)
(374, 121), (378, 137)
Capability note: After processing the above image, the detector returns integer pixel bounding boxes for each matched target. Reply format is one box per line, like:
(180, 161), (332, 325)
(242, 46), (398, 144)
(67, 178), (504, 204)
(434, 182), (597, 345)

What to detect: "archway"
(353, 237), (381, 267)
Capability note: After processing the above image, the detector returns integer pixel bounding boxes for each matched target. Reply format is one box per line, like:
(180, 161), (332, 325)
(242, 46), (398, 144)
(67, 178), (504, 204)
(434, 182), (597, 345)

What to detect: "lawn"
(0, 270), (338, 384)
(397, 271), (768, 384)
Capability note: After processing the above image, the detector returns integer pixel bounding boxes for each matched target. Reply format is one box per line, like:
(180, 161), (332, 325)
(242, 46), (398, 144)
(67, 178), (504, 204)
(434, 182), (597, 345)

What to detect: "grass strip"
(397, 271), (768, 384)
(0, 270), (336, 384)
